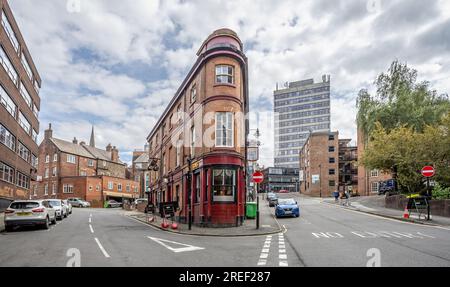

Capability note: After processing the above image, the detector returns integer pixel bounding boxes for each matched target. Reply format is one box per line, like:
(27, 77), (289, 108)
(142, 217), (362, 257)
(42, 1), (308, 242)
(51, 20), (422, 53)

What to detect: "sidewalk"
(323, 196), (450, 227)
(0, 213), (4, 232)
(124, 196), (282, 237)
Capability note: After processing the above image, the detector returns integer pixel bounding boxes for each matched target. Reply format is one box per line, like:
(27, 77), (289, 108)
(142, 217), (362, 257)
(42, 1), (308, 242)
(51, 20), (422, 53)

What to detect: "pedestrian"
(344, 190), (350, 206)
(333, 190), (339, 203)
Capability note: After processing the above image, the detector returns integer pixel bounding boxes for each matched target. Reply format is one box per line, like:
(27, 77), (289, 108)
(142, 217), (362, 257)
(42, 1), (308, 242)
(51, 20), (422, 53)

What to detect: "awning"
(104, 191), (134, 199)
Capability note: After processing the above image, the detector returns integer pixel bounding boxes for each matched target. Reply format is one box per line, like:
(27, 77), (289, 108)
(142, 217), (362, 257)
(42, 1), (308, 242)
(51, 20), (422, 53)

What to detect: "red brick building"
(32, 124), (139, 207)
(0, 0), (42, 204)
(146, 28), (249, 227)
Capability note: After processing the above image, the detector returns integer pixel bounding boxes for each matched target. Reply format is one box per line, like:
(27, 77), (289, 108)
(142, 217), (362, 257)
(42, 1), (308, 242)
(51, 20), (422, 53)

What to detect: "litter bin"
(246, 202), (257, 219)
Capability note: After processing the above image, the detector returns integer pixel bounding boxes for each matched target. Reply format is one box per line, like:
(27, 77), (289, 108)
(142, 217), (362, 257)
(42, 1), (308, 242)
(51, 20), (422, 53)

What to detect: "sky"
(9, 0), (450, 167)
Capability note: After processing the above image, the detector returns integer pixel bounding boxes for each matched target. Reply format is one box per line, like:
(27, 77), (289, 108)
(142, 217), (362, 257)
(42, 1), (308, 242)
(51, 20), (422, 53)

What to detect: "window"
(32, 129), (38, 143)
(63, 184), (74, 194)
(52, 167), (57, 177)
(80, 171), (86, 176)
(0, 123), (16, 151)
(0, 85), (17, 117)
(215, 65), (234, 84)
(53, 154), (58, 162)
(17, 142), (30, 162)
(102, 160), (107, 167)
(16, 172), (29, 189)
(52, 183), (56, 195)
(118, 183), (122, 191)
(33, 104), (39, 119)
(190, 85), (197, 103)
(108, 181), (113, 190)
(176, 144), (181, 167)
(31, 154), (37, 168)
(44, 184), (48, 195)
(371, 182), (379, 193)
(329, 169), (336, 175)
(21, 53), (33, 81)
(212, 169), (236, 202)
(88, 159), (94, 167)
(329, 180), (336, 187)
(0, 161), (14, 183)
(67, 154), (76, 164)
(195, 174), (200, 203)
(134, 187), (138, 193)
(329, 135), (335, 141)
(45, 154), (49, 163)
(190, 126), (195, 157)
(89, 185), (93, 192)
(96, 185), (100, 191)
(33, 80), (40, 95)
(215, 112), (234, 147)
(0, 45), (18, 84)
(371, 169), (379, 177)
(33, 185), (37, 196)
(18, 112), (31, 134)
(328, 146), (335, 152)
(44, 168), (49, 179)
(20, 82), (32, 109)
(1, 10), (19, 52)
(329, 158), (335, 164)
(126, 184), (130, 192)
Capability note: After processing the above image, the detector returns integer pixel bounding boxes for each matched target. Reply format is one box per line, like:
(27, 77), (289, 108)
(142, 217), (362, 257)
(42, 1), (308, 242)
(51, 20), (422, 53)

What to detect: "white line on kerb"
(89, 217), (92, 223)
(89, 224), (94, 233)
(94, 238), (110, 258)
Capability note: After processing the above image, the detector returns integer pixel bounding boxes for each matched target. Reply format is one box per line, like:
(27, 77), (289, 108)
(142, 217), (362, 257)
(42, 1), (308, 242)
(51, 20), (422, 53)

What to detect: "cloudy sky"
(9, 0), (450, 167)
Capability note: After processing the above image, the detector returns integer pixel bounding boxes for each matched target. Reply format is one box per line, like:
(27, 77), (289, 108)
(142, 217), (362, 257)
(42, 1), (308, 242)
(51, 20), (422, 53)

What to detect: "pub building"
(146, 28), (249, 227)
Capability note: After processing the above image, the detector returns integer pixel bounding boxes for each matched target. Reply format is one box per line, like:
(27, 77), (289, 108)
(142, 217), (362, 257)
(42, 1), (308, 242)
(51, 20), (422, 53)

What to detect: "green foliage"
(432, 183), (450, 200)
(356, 60), (450, 138)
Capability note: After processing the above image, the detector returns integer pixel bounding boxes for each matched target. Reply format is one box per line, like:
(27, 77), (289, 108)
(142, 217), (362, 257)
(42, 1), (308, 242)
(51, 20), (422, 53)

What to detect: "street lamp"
(186, 156), (193, 230)
(147, 157), (160, 214)
(319, 164), (322, 198)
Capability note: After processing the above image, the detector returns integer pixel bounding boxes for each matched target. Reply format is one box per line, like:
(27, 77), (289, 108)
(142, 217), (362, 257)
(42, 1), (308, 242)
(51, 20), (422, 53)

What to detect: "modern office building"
(0, 0), (42, 205)
(260, 167), (300, 193)
(146, 28), (249, 227)
(274, 76), (331, 168)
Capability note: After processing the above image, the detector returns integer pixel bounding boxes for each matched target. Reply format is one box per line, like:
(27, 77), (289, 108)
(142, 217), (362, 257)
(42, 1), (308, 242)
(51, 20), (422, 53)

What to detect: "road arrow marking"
(147, 236), (205, 253)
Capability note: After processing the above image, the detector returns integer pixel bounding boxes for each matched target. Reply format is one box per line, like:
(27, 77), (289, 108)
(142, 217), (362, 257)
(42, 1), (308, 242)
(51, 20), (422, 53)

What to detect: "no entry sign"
(421, 166), (435, 178)
(252, 171), (264, 184)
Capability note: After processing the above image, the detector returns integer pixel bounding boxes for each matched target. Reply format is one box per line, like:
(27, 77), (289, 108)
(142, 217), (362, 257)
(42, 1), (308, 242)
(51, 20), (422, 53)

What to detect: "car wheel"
(64, 212), (68, 218)
(52, 215), (57, 225)
(43, 217), (50, 230)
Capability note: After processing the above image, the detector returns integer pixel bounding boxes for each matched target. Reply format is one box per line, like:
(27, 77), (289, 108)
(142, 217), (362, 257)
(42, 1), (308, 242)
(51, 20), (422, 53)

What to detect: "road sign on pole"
(252, 171), (264, 184)
(421, 166), (435, 178)
(252, 171), (263, 230)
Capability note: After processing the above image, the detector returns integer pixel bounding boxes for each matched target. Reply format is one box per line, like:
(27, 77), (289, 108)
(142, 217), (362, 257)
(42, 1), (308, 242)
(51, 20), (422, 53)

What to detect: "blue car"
(275, 198), (300, 218)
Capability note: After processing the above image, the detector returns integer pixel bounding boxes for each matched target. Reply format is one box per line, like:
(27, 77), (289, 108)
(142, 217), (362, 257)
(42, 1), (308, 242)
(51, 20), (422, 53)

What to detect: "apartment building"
(146, 28), (249, 227)
(32, 124), (139, 207)
(260, 167), (300, 193)
(299, 131), (339, 197)
(274, 76), (331, 168)
(131, 147), (150, 199)
(0, 0), (42, 203)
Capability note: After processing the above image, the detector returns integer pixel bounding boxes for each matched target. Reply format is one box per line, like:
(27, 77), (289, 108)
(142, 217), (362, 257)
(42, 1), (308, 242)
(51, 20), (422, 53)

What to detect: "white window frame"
(215, 112), (234, 148)
(52, 166), (57, 177)
(18, 112), (31, 135)
(371, 182), (379, 194)
(0, 45), (18, 85)
(21, 53), (33, 81)
(108, 181), (113, 190)
(190, 84), (197, 103)
(1, 10), (19, 52)
(63, 184), (74, 194)
(52, 183), (56, 195)
(118, 183), (122, 191)
(67, 154), (76, 164)
(371, 169), (379, 177)
(0, 85), (17, 118)
(53, 154), (58, 162)
(190, 126), (195, 157)
(44, 168), (49, 179)
(20, 81), (32, 109)
(215, 65), (234, 84)
(0, 123), (16, 151)
(44, 184), (48, 195)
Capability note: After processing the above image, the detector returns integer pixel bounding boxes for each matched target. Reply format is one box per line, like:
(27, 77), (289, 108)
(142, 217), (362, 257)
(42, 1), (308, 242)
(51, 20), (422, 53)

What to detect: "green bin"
(246, 202), (257, 219)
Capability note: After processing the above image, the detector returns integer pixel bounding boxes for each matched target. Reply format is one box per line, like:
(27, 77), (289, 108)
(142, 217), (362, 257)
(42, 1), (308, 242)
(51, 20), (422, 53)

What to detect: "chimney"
(106, 143), (112, 152)
(44, 123), (53, 140)
(111, 146), (119, 163)
(80, 141), (86, 146)
(72, 137), (78, 144)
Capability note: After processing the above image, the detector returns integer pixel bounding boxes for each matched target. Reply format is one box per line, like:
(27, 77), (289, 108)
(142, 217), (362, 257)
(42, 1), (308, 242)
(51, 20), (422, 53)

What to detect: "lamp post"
(186, 156), (193, 230)
(319, 164), (322, 198)
(147, 157), (160, 214)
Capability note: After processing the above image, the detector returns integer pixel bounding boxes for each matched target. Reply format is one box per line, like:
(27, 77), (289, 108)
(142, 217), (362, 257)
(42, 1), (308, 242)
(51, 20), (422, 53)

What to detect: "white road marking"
(257, 235), (272, 266)
(278, 233), (288, 267)
(89, 217), (92, 223)
(89, 224), (94, 233)
(94, 238), (110, 258)
(147, 236), (205, 253)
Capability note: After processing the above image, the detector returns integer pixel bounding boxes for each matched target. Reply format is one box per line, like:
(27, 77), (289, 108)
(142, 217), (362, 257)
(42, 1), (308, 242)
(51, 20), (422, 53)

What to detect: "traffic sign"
(421, 166), (435, 178)
(252, 171), (264, 184)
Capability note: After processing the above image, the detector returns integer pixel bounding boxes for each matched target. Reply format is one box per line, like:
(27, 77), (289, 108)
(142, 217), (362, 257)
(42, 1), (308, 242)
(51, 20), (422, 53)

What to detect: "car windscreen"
(49, 201), (61, 206)
(10, 202), (40, 209)
(278, 199), (296, 205)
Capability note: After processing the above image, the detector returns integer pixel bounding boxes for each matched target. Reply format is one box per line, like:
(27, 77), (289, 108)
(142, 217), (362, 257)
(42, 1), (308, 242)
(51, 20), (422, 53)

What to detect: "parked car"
(278, 190), (289, 194)
(68, 198), (90, 208)
(62, 200), (72, 215)
(268, 194), (278, 207)
(266, 192), (276, 201)
(106, 200), (122, 208)
(4, 200), (57, 231)
(48, 199), (66, 220)
(275, 198), (300, 218)
(134, 198), (148, 205)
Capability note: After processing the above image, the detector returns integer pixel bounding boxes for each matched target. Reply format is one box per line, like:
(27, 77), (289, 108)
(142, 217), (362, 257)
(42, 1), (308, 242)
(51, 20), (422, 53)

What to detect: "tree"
(357, 60), (450, 138)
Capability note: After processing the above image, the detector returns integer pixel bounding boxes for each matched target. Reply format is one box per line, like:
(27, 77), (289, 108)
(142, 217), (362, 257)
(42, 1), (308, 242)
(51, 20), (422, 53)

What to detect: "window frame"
(215, 65), (234, 85)
(215, 112), (234, 148)
(211, 167), (237, 203)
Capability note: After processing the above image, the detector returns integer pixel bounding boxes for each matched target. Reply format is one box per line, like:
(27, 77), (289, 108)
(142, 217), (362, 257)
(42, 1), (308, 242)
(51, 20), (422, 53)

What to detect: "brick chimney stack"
(106, 143), (112, 152)
(111, 146), (119, 162)
(72, 137), (78, 144)
(44, 123), (53, 140)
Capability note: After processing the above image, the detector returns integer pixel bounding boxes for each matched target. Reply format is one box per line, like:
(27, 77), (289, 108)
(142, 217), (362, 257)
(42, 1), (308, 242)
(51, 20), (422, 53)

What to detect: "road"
(1, 194), (449, 267)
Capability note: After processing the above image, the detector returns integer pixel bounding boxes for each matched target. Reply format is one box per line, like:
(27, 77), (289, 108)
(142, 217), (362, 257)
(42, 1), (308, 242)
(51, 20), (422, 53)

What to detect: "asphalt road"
(1, 194), (449, 267)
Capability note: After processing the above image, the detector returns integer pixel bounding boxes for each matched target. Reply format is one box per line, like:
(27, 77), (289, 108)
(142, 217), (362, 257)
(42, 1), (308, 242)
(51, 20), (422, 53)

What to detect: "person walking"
(333, 190), (339, 203)
(344, 190), (351, 206)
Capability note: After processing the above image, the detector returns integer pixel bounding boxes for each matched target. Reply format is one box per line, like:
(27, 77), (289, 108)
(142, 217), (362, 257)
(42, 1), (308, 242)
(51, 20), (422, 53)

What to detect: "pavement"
(124, 196), (282, 237)
(1, 194), (449, 267)
(322, 196), (450, 227)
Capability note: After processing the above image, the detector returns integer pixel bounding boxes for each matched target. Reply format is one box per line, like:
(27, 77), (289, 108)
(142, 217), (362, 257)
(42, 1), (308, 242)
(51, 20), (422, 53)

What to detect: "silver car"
(48, 199), (66, 220)
(4, 200), (57, 231)
(62, 200), (72, 215)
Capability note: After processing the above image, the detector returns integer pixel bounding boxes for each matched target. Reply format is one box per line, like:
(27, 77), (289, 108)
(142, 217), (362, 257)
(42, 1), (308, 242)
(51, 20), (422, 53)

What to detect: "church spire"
(89, 126), (95, 147)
